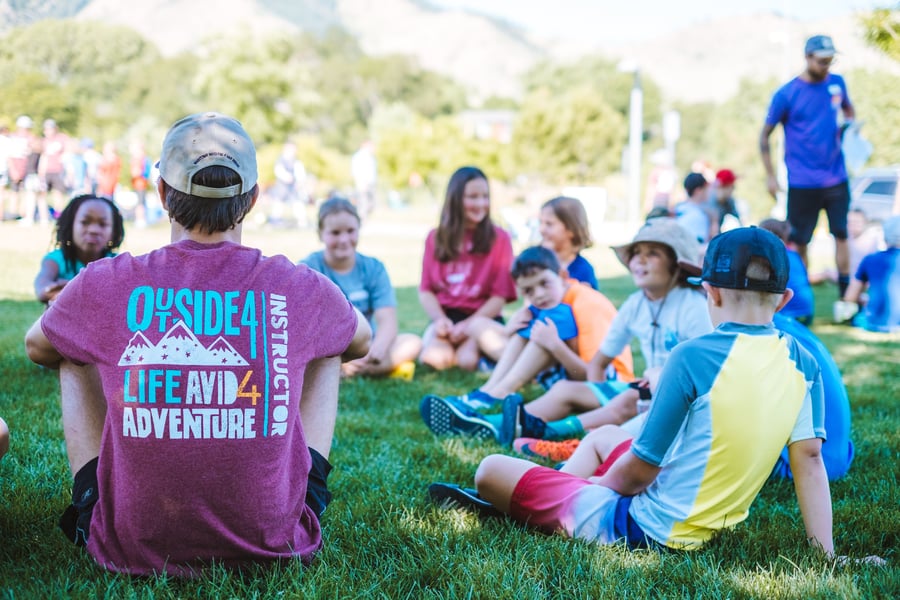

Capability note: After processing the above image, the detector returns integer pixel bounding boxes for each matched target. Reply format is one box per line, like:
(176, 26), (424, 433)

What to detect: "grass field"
(0, 213), (898, 599)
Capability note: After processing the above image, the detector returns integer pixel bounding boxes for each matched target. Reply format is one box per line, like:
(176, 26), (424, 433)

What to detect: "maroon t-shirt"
(419, 225), (517, 314)
(41, 240), (357, 575)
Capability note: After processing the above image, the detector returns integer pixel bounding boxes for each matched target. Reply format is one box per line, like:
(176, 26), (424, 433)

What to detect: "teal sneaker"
(450, 388), (501, 411)
(420, 395), (498, 440)
(497, 393), (525, 446)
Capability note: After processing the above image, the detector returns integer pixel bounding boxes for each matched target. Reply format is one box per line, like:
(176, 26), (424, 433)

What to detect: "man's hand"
(766, 174), (782, 199)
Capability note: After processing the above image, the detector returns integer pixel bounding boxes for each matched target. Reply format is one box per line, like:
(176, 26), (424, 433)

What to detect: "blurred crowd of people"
(0, 116), (155, 227)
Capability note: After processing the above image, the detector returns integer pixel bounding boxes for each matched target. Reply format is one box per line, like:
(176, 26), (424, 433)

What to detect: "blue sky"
(433, 0), (889, 44)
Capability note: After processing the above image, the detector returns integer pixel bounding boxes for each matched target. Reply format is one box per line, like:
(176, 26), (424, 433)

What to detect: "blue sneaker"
(497, 393), (524, 447)
(428, 482), (502, 519)
(536, 365), (566, 390)
(420, 395), (498, 440)
(476, 357), (496, 374)
(450, 388), (501, 411)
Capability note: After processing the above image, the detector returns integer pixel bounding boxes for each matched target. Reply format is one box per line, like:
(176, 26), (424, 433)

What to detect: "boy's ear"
(702, 282), (721, 306)
(774, 288), (795, 313)
(157, 178), (168, 210)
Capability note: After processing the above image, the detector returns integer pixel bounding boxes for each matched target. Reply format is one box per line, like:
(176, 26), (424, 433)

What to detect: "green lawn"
(0, 218), (897, 599)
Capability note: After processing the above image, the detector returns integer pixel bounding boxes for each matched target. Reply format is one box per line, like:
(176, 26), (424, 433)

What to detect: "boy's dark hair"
(434, 166), (495, 262)
(511, 246), (561, 280)
(164, 166), (255, 234)
(645, 206), (673, 220)
(684, 172), (708, 196)
(317, 196), (360, 231)
(542, 196), (593, 250)
(54, 194), (125, 275)
(758, 218), (791, 244)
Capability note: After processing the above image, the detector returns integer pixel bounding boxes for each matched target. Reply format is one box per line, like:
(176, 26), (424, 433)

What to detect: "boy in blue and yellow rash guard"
(430, 227), (836, 556)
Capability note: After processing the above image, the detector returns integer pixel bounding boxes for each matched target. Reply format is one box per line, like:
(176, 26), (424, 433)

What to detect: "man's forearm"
(342, 307), (372, 362)
(299, 356), (341, 458)
(759, 133), (776, 178)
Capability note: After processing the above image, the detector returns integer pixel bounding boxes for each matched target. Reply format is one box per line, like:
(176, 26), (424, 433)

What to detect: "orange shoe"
(512, 437), (580, 462)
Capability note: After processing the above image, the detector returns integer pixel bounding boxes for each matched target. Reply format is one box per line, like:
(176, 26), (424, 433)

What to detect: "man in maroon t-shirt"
(25, 113), (371, 575)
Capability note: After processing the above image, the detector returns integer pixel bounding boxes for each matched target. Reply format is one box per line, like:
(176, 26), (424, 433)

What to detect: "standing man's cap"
(805, 35), (837, 58)
(715, 169), (737, 186)
(158, 112), (258, 199)
(16, 115), (33, 129)
(43, 118), (57, 130)
(688, 226), (789, 293)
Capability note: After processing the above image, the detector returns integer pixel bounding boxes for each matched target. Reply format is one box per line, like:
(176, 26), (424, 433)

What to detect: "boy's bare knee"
(474, 454), (505, 493)
(456, 351), (479, 372)
(607, 390), (639, 423)
(586, 424), (630, 459)
(419, 347), (452, 371)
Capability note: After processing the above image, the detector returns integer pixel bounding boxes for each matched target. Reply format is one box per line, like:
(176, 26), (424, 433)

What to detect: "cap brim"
(611, 243), (632, 269)
(687, 276), (703, 286)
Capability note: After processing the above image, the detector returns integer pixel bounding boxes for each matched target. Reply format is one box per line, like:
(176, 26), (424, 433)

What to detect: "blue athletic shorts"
(585, 380), (631, 406)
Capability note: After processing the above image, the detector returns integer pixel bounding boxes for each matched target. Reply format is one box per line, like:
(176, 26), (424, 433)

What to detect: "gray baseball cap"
(158, 112), (258, 199)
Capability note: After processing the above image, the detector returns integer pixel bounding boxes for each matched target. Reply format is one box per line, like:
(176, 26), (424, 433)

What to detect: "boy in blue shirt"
(430, 228), (840, 556)
(760, 218), (815, 325)
(420, 247), (580, 438)
(839, 215), (900, 332)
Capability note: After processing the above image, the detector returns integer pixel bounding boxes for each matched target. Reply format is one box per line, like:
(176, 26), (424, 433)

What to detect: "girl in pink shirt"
(419, 166), (517, 371)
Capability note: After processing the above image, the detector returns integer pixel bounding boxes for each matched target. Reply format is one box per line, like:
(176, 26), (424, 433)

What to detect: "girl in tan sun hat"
(510, 218), (714, 462)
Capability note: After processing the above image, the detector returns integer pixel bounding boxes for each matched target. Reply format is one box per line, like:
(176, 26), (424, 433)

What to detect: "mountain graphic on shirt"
(117, 320), (249, 366)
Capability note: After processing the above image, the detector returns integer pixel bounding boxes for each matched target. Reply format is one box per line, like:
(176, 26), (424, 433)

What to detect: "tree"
(512, 86), (626, 184)
(0, 71), (78, 130)
(523, 56), (663, 142)
(0, 19), (159, 138)
(191, 32), (322, 146)
(845, 68), (900, 166)
(860, 7), (900, 62)
(372, 105), (510, 194)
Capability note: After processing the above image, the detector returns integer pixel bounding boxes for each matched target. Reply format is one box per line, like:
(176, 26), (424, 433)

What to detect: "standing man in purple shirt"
(760, 35), (856, 298)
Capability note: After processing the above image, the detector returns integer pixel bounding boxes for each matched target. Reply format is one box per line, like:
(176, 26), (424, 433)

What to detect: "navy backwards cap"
(688, 226), (789, 293)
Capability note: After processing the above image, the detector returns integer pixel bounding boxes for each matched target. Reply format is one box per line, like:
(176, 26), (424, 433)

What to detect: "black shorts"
(64, 448), (334, 546)
(786, 181), (851, 244)
(444, 308), (505, 325)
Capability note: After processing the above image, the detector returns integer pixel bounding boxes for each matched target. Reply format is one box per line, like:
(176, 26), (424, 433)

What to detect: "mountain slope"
(597, 12), (900, 103)
(2, 1), (894, 103)
(73, 0), (540, 100)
